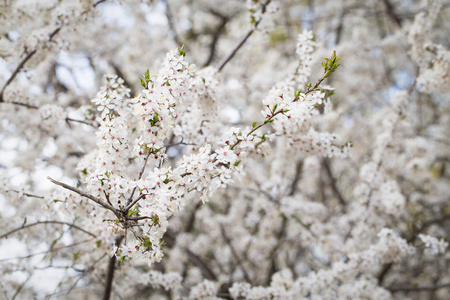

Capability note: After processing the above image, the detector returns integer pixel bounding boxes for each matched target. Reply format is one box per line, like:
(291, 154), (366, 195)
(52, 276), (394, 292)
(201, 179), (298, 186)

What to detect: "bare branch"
(381, 0), (402, 27)
(124, 193), (149, 212)
(218, 0), (272, 72)
(47, 177), (122, 219)
(220, 224), (251, 282)
(388, 282), (450, 292)
(203, 11), (230, 67)
(0, 220), (96, 239)
(162, 0), (183, 46)
(103, 236), (123, 300)
(12, 273), (32, 300)
(94, 0), (108, 7)
(0, 27), (61, 104)
(0, 238), (94, 262)
(164, 232), (218, 281)
(322, 158), (346, 207)
(0, 50), (36, 103)
(288, 160), (303, 196)
(65, 117), (96, 127)
(126, 148), (153, 207)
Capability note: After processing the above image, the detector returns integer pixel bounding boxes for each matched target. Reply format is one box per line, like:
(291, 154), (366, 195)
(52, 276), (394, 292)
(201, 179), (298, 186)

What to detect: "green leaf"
(140, 78), (146, 88)
(73, 251), (80, 261)
(141, 237), (153, 248)
(272, 104), (278, 112)
(252, 122), (257, 128)
(178, 45), (186, 56)
(128, 208), (139, 217)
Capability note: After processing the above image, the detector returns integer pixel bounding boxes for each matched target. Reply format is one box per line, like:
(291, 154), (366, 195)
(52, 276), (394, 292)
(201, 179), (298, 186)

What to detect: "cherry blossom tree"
(1, 0), (449, 299)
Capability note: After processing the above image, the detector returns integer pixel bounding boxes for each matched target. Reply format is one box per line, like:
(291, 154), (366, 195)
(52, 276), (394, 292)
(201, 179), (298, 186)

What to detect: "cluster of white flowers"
(174, 67), (221, 145)
(91, 75), (131, 118)
(408, 0), (447, 93)
(418, 234), (448, 256)
(295, 30), (317, 87)
(227, 228), (414, 299)
(147, 270), (183, 292)
(189, 280), (220, 300)
(416, 44), (450, 93)
(3, 1), (449, 298)
(39, 104), (66, 131)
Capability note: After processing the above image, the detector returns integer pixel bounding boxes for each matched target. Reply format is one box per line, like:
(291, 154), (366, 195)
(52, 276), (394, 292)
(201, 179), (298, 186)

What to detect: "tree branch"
(322, 158), (346, 207)
(218, 0), (272, 72)
(0, 220), (96, 239)
(203, 11), (230, 67)
(0, 238), (94, 262)
(126, 148), (154, 207)
(47, 177), (122, 219)
(220, 224), (251, 282)
(388, 282), (450, 292)
(164, 232), (218, 281)
(288, 160), (303, 196)
(0, 27), (61, 104)
(162, 0), (182, 46)
(103, 236), (123, 300)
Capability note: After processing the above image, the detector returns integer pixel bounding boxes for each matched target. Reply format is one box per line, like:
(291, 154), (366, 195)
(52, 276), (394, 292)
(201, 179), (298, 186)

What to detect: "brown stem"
(288, 160), (303, 196)
(388, 282), (450, 292)
(0, 238), (94, 262)
(103, 236), (123, 300)
(127, 148), (153, 207)
(322, 158), (346, 207)
(203, 11), (230, 67)
(1, 220), (96, 239)
(164, 232), (218, 281)
(217, 0), (272, 72)
(47, 177), (122, 219)
(0, 27), (61, 104)
(162, 0), (182, 46)
(220, 224), (251, 282)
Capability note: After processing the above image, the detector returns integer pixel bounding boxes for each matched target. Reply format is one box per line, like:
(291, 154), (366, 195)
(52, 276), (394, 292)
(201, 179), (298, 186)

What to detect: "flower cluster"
(418, 234), (448, 256)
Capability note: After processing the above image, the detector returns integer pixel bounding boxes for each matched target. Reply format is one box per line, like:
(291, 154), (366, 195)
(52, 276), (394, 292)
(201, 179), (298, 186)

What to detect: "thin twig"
(203, 11), (230, 67)
(218, 0), (272, 72)
(0, 27), (61, 103)
(292, 215), (318, 238)
(47, 177), (122, 219)
(0, 50), (36, 103)
(126, 149), (153, 207)
(12, 274), (32, 300)
(220, 224), (251, 282)
(0, 238), (94, 262)
(65, 117), (96, 127)
(0, 220), (96, 239)
(94, 0), (108, 7)
(388, 282), (450, 292)
(162, 0), (182, 46)
(322, 158), (346, 207)
(288, 160), (303, 196)
(124, 193), (149, 211)
(103, 236), (123, 300)
(164, 232), (218, 281)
